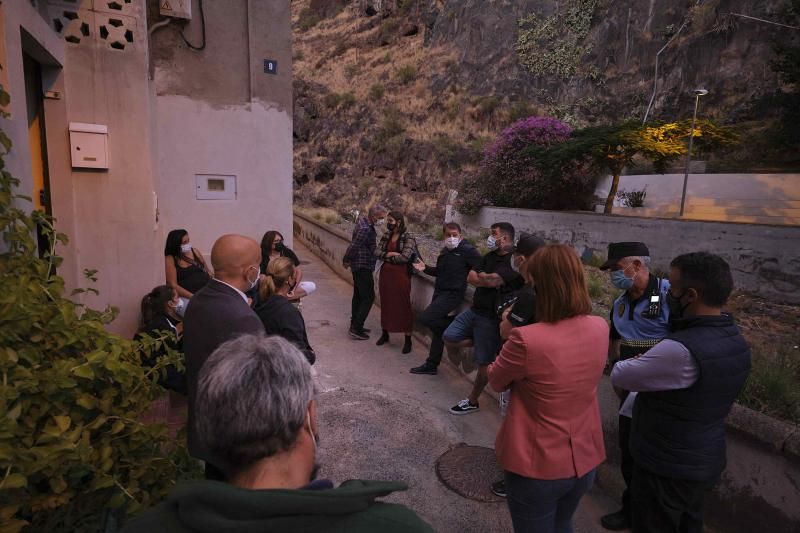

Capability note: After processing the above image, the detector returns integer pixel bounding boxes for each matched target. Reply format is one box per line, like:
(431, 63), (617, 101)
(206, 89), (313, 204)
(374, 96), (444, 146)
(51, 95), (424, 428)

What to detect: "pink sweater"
(488, 314), (609, 480)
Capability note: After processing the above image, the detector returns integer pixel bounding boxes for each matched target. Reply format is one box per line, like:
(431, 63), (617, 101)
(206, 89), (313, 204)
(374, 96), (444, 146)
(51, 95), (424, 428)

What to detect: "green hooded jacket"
(121, 479), (435, 533)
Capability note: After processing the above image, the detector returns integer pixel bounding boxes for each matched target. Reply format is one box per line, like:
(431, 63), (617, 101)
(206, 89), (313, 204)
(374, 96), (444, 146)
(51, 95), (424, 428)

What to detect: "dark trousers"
(350, 268), (375, 330)
(505, 468), (597, 533)
(418, 290), (463, 367)
(631, 463), (714, 533)
(619, 412), (633, 519)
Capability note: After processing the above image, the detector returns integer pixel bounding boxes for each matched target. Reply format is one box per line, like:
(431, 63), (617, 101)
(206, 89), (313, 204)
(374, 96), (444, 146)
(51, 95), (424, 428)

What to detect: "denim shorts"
(442, 307), (502, 365)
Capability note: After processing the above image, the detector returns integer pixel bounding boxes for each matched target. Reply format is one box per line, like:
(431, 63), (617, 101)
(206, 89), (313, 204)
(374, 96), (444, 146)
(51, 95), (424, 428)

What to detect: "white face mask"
(180, 243), (192, 254)
(170, 297), (188, 317)
(444, 236), (461, 250)
(374, 218), (385, 226)
(246, 266), (261, 290)
(487, 235), (498, 251)
(511, 255), (522, 274)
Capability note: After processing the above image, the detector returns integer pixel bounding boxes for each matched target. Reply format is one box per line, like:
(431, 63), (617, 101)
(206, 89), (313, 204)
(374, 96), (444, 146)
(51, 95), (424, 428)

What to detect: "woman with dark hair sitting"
(164, 229), (210, 300)
(488, 244), (608, 532)
(254, 257), (316, 365)
(259, 230), (316, 301)
(137, 285), (187, 395)
(374, 211), (417, 354)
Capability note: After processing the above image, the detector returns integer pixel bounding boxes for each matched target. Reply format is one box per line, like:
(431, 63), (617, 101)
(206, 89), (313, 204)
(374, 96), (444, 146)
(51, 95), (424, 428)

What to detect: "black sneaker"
(348, 327), (369, 340)
(491, 479), (507, 498)
(410, 363), (437, 375)
(600, 510), (630, 531)
(449, 399), (479, 415)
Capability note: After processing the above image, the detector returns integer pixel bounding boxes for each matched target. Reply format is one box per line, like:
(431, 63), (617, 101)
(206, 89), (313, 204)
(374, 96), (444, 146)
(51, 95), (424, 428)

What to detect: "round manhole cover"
(435, 444), (505, 502)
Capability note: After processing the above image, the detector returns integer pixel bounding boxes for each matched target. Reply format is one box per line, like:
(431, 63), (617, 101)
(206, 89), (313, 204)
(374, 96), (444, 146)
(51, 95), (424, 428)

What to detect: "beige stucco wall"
(55, 0), (162, 335)
(152, 96), (293, 253)
(2, 0), (293, 336)
(150, 0), (293, 255)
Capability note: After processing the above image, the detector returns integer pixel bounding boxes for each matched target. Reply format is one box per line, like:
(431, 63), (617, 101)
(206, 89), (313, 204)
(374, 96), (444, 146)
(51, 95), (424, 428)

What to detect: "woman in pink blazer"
(488, 244), (609, 533)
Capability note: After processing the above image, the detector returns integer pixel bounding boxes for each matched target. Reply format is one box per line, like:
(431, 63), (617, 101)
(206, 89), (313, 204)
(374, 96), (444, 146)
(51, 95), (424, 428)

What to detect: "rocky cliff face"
(292, 0), (797, 225)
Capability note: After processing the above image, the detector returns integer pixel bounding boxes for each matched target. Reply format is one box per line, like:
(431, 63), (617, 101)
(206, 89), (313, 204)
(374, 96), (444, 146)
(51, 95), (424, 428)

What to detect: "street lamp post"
(679, 88), (708, 217)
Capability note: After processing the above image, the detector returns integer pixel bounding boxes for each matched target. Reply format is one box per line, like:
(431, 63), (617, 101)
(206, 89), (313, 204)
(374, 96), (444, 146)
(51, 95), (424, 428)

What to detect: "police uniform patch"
(618, 302), (626, 317)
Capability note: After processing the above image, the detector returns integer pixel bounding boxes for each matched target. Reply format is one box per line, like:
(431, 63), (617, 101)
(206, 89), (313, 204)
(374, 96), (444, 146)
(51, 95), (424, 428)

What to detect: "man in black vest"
(611, 252), (751, 533)
(183, 234), (265, 480)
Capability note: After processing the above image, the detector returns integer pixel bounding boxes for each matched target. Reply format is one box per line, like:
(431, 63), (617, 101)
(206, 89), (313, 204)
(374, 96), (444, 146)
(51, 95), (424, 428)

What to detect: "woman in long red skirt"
(374, 210), (417, 353)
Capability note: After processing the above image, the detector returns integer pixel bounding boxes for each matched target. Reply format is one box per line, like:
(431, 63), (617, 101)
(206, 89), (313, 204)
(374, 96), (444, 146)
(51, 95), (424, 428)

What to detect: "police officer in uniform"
(599, 242), (671, 531)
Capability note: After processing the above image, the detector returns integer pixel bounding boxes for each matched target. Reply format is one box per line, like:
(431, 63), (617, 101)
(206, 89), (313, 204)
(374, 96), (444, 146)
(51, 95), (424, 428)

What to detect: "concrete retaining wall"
(452, 207), (800, 304)
(294, 211), (800, 533)
(595, 173), (800, 226)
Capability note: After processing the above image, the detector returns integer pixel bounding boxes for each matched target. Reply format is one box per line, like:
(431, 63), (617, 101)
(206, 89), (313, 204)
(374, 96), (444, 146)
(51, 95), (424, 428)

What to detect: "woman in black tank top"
(164, 229), (211, 298)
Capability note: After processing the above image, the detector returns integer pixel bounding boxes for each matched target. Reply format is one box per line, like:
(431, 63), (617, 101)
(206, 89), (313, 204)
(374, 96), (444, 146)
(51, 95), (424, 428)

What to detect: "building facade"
(1, 0), (292, 335)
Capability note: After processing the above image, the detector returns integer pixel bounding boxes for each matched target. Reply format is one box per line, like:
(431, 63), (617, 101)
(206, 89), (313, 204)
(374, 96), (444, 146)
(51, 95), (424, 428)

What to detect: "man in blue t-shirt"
(599, 242), (671, 531)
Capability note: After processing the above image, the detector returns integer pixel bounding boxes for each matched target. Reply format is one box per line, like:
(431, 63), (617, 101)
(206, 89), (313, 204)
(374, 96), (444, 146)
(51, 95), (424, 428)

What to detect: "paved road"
(296, 241), (621, 533)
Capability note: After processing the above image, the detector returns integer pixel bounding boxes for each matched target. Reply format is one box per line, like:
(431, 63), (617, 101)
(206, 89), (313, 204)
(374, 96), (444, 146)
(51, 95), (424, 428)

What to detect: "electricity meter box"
(68, 123), (109, 170)
(160, 0), (192, 20)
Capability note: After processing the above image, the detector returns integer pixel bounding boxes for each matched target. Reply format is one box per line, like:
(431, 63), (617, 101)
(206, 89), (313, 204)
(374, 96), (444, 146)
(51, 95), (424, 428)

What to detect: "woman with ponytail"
(254, 257), (316, 364)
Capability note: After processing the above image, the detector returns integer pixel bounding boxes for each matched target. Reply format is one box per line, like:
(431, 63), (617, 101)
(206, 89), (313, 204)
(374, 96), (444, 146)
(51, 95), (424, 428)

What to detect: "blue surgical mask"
(487, 235), (498, 251)
(610, 268), (635, 290)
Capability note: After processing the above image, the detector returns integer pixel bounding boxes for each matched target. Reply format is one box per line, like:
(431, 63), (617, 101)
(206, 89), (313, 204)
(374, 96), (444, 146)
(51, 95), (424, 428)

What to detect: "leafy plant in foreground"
(0, 85), (197, 533)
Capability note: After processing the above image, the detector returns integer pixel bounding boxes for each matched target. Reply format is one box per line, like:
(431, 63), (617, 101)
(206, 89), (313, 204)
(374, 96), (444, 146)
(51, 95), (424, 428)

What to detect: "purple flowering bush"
(458, 116), (597, 214)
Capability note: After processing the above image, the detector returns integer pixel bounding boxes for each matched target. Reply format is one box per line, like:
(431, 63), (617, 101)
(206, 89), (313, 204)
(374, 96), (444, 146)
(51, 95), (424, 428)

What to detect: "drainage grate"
(435, 444), (505, 503)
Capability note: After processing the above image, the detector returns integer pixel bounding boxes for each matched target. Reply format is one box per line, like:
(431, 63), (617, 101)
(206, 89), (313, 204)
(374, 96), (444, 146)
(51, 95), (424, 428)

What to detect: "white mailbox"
(69, 123), (109, 170)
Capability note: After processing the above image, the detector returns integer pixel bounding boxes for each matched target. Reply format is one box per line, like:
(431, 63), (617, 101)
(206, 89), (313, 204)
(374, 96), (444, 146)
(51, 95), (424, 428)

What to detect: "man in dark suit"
(183, 234), (264, 480)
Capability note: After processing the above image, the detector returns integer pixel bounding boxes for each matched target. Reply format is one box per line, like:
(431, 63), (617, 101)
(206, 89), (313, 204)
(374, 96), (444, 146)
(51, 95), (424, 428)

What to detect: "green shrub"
(323, 93), (342, 108)
(433, 134), (462, 169)
(331, 40), (349, 58)
(474, 95), (501, 120)
(369, 83), (385, 101)
(378, 107), (405, 139)
(0, 87), (198, 533)
(508, 101), (536, 123)
(297, 7), (320, 32)
(516, 0), (599, 78)
(617, 188), (647, 208)
(344, 64), (360, 79)
(586, 269), (607, 300)
(339, 92), (356, 108)
(397, 64), (417, 84)
(457, 117), (596, 214)
(324, 92), (356, 110)
(740, 346), (800, 424)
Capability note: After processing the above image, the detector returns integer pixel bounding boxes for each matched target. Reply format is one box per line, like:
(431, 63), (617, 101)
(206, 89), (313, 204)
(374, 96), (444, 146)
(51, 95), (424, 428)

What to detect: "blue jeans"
(505, 469), (597, 533)
(442, 307), (502, 364)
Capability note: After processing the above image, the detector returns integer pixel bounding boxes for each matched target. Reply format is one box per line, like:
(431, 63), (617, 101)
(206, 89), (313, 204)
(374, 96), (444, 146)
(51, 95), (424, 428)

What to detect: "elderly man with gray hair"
(343, 204), (387, 340)
(598, 241), (671, 531)
(123, 334), (432, 533)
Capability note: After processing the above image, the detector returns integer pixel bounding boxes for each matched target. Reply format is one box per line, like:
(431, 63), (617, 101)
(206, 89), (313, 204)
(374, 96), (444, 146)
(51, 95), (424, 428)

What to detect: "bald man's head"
(211, 234), (261, 291)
